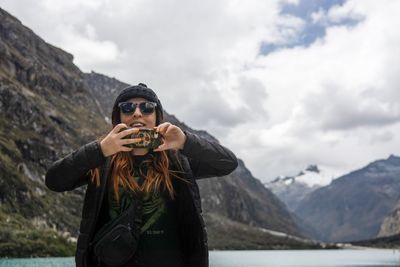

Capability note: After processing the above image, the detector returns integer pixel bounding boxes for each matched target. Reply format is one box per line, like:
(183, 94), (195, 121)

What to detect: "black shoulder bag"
(90, 194), (143, 267)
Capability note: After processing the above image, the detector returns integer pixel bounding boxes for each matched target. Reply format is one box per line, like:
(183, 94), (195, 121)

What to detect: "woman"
(45, 83), (238, 267)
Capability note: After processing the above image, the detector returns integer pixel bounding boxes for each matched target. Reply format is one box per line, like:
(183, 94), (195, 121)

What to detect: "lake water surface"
(0, 249), (398, 267)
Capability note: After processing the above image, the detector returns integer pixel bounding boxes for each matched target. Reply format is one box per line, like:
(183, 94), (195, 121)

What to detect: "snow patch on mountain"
(270, 164), (338, 188)
(264, 164), (340, 211)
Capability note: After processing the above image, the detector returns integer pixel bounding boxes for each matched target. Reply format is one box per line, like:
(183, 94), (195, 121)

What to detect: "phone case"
(120, 127), (163, 149)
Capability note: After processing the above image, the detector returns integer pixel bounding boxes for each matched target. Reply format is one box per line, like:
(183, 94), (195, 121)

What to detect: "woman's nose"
(132, 106), (142, 117)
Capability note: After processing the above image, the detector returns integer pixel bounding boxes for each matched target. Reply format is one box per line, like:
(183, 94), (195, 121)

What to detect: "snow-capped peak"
(267, 164), (338, 188)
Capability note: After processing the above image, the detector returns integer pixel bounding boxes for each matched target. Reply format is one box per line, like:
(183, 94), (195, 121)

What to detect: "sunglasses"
(118, 101), (157, 115)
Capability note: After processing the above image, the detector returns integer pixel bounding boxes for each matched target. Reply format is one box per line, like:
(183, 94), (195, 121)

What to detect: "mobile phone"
(120, 127), (163, 149)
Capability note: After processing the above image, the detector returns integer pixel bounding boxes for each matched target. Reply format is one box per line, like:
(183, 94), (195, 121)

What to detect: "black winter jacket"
(45, 131), (238, 267)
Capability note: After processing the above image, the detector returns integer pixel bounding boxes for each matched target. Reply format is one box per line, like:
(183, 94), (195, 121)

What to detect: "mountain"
(0, 7), (108, 256)
(0, 7), (309, 257)
(265, 164), (336, 211)
(295, 155), (400, 242)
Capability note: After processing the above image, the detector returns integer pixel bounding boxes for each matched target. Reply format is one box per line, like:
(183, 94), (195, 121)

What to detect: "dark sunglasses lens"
(120, 103), (136, 113)
(139, 102), (156, 114)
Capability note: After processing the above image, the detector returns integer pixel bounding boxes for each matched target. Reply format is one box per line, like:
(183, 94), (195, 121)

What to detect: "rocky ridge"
(378, 202), (400, 238)
(0, 7), (108, 256)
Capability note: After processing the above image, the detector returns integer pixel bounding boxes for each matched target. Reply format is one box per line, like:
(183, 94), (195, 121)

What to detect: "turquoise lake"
(0, 249), (399, 267)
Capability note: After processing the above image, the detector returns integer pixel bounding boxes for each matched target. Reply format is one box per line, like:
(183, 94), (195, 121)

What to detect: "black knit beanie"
(111, 83), (164, 126)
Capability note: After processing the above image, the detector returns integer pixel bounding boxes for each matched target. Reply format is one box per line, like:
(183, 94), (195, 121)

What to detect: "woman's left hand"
(153, 122), (187, 152)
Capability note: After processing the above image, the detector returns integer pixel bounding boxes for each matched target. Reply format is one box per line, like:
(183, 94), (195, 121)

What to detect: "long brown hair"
(88, 131), (188, 203)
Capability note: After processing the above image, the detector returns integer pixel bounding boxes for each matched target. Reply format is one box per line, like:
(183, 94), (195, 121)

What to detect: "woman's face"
(119, 97), (157, 128)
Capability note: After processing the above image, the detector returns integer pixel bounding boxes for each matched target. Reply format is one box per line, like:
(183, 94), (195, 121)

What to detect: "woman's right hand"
(100, 123), (141, 157)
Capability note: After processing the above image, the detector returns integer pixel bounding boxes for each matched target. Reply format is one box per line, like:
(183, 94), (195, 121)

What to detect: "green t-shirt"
(105, 154), (184, 267)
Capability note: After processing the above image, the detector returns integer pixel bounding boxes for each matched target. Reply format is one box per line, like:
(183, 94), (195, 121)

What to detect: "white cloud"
(0, 0), (122, 69)
(59, 24), (122, 69)
(1, 0), (400, 182)
(231, 0), (400, 179)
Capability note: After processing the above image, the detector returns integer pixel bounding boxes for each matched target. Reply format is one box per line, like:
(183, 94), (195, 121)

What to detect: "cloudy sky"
(1, 0), (400, 182)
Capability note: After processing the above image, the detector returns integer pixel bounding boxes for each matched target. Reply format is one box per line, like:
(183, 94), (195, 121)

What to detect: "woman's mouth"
(131, 122), (145, 128)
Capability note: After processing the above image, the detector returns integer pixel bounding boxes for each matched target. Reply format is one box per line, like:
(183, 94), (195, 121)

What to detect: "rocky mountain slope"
(295, 155), (400, 242)
(0, 7), (311, 257)
(0, 7), (109, 257)
(378, 202), (400, 238)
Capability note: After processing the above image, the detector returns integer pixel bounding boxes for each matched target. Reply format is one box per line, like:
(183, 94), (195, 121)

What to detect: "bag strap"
(89, 157), (112, 244)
